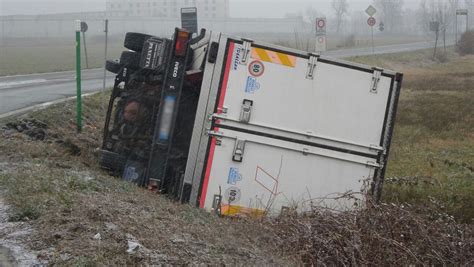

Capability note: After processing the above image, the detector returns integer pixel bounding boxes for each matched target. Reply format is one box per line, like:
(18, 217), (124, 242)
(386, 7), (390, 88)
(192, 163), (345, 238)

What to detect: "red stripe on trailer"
(216, 42), (234, 111)
(199, 41), (235, 209)
(199, 138), (216, 208)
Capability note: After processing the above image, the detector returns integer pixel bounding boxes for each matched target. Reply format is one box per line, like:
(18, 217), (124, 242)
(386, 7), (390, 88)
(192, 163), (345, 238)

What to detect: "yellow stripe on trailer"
(220, 205), (266, 218)
(251, 47), (296, 68)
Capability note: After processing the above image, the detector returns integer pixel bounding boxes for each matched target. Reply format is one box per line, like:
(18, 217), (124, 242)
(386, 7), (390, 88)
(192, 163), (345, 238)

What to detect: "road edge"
(0, 92), (100, 120)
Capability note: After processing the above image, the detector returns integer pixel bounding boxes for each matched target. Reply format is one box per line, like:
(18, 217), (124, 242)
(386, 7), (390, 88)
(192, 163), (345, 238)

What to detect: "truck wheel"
(105, 60), (122, 74)
(124, 32), (152, 52)
(120, 51), (141, 69)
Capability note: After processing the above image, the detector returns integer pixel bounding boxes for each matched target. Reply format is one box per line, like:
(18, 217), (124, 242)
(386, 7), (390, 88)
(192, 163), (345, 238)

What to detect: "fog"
(1, 0), (471, 47)
(1, 0), (423, 17)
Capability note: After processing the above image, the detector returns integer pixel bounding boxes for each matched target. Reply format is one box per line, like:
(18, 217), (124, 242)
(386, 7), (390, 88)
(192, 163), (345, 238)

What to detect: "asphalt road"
(0, 40), (447, 116)
(0, 69), (115, 116)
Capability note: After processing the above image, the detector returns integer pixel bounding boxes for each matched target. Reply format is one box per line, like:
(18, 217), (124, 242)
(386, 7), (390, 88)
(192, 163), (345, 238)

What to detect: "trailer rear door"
(184, 34), (402, 215)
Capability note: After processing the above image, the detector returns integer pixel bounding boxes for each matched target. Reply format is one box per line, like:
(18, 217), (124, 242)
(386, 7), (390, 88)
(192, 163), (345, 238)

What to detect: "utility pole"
(102, 19), (109, 94)
(75, 20), (82, 133)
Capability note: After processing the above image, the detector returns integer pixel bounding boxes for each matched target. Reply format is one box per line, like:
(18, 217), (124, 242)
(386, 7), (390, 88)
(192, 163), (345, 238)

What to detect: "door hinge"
(239, 99), (253, 123)
(211, 194), (222, 215)
(370, 67), (383, 93)
(240, 38), (253, 64)
(232, 139), (246, 162)
(306, 53), (320, 80)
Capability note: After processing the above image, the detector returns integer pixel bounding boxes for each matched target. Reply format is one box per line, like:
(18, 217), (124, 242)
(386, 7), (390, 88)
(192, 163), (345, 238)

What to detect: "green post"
(75, 20), (82, 132)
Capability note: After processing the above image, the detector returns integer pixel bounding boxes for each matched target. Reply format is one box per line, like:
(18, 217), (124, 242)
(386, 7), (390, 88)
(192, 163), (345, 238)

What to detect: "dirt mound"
(4, 119), (48, 140)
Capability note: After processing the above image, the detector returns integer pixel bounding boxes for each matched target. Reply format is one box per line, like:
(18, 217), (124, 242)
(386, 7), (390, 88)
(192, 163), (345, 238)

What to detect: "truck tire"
(120, 51), (141, 69)
(105, 60), (122, 74)
(124, 32), (152, 52)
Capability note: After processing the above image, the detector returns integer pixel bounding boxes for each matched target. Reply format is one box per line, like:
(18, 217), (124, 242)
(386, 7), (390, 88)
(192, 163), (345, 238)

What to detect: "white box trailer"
(181, 32), (403, 215)
(101, 29), (402, 217)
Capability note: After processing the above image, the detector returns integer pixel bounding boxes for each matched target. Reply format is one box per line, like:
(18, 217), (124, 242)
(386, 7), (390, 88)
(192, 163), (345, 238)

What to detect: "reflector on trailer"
(175, 30), (190, 56)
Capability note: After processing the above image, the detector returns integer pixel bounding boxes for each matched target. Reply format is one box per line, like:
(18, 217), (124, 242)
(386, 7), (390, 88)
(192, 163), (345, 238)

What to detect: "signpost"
(316, 17), (327, 35)
(181, 7), (198, 34)
(455, 9), (469, 45)
(315, 17), (327, 52)
(102, 19), (109, 107)
(365, 5), (377, 54)
(367, 17), (376, 27)
(429, 21), (440, 32)
(75, 20), (82, 133)
(365, 5), (377, 17)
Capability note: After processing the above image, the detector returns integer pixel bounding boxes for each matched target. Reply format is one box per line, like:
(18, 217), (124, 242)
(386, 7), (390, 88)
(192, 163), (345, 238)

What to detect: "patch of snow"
(93, 233), (101, 240)
(0, 197), (42, 266)
(126, 241), (141, 254)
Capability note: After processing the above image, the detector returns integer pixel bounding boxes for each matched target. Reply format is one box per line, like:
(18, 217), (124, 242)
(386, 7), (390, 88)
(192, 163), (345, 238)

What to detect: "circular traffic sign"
(317, 19), (325, 29)
(80, 21), (88, 32)
(318, 36), (325, 43)
(367, 17), (376, 27)
(248, 60), (265, 77)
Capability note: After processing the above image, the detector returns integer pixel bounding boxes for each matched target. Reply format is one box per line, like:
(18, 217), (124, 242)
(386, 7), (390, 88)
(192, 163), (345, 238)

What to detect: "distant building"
(106, 0), (229, 19)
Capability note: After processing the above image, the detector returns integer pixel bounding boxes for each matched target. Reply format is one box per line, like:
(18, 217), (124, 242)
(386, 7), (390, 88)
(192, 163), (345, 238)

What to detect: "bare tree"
(331, 0), (349, 34)
(419, 0), (457, 57)
(373, 0), (404, 33)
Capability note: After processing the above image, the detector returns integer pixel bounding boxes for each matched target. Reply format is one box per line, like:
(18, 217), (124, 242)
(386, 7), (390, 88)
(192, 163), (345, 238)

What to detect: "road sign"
(80, 21), (88, 33)
(456, 9), (468, 15)
(315, 35), (327, 52)
(367, 17), (376, 27)
(80, 21), (89, 68)
(315, 17), (326, 36)
(181, 7), (198, 33)
(430, 21), (439, 32)
(365, 5), (377, 17)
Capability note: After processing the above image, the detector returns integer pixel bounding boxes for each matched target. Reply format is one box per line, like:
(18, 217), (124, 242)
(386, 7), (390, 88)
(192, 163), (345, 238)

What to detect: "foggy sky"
(1, 0), (423, 17)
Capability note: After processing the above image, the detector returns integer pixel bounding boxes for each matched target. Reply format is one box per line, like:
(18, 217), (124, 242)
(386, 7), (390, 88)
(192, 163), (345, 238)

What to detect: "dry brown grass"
(271, 204), (474, 265)
(353, 51), (474, 223)
(0, 98), (297, 265)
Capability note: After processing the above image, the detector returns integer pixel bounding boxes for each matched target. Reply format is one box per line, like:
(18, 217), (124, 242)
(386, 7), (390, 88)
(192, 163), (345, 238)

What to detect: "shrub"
(272, 204), (474, 265)
(457, 30), (474, 55)
(338, 34), (356, 48)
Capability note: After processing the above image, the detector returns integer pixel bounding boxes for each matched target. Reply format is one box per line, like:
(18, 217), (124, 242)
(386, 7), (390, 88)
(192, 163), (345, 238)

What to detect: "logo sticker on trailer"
(224, 187), (241, 203)
(227, 167), (243, 185)
(248, 60), (265, 77)
(232, 46), (242, 71)
(245, 76), (260, 93)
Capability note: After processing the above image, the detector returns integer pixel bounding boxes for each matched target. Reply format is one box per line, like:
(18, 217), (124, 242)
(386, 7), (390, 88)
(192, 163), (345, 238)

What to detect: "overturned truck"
(100, 28), (403, 216)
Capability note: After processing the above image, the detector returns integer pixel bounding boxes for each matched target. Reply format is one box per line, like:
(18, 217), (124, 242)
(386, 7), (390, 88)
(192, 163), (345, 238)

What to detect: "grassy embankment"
(0, 93), (295, 265)
(0, 48), (472, 264)
(350, 49), (474, 222)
